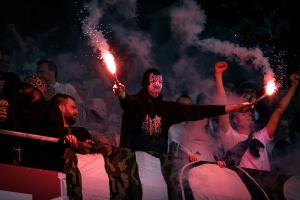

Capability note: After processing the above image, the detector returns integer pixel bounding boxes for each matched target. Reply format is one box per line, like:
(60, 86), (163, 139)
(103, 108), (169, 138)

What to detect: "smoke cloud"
(170, 0), (206, 49)
(197, 38), (274, 84)
(82, 0), (109, 57)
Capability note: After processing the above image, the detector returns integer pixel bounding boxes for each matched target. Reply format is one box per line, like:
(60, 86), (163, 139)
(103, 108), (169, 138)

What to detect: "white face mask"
(147, 73), (163, 98)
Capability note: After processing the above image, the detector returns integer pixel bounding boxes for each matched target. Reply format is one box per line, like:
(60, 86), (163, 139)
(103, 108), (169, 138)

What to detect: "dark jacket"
(119, 90), (226, 153)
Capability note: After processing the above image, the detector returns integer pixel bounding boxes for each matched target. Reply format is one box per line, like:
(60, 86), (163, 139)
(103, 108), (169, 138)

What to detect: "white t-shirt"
(221, 126), (272, 171)
(53, 82), (83, 103)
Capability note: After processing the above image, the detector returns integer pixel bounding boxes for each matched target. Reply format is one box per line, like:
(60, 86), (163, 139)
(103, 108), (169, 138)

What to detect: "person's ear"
(58, 104), (65, 112)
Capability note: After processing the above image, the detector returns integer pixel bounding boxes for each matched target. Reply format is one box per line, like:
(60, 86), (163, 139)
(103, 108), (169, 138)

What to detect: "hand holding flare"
(253, 79), (277, 104)
(102, 50), (126, 98)
(103, 51), (120, 84)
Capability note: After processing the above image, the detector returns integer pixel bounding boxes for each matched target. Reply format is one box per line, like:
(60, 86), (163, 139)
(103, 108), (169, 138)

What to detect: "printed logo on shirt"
(142, 114), (162, 136)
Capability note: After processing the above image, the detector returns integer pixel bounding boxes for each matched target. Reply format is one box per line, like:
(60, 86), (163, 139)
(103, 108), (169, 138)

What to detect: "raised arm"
(215, 61), (230, 133)
(113, 82), (126, 99)
(266, 73), (299, 138)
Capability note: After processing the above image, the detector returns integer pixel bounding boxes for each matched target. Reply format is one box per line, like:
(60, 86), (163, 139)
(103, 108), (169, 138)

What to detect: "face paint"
(147, 73), (163, 97)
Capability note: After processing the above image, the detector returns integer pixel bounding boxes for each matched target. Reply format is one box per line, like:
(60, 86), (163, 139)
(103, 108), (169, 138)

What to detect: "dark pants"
(104, 147), (142, 200)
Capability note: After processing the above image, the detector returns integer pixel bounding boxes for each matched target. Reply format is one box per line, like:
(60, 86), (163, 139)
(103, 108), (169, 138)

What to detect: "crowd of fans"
(1, 24), (300, 200)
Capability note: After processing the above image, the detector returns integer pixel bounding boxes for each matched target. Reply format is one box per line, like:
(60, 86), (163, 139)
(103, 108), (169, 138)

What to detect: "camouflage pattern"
(104, 147), (142, 200)
(146, 149), (191, 200)
(64, 147), (83, 200)
(63, 140), (114, 200)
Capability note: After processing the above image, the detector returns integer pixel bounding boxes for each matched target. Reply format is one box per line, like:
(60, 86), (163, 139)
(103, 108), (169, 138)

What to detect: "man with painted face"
(114, 68), (252, 154)
(113, 68), (253, 199)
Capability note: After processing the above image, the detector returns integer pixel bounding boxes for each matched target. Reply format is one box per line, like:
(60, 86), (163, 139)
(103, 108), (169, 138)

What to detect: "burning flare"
(265, 80), (276, 96)
(102, 50), (116, 74)
(101, 50), (120, 83)
(253, 79), (277, 104)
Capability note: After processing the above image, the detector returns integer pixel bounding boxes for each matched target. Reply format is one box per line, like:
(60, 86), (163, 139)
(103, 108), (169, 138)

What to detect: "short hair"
(51, 93), (76, 106)
(142, 68), (161, 89)
(36, 59), (58, 79)
(176, 94), (193, 105)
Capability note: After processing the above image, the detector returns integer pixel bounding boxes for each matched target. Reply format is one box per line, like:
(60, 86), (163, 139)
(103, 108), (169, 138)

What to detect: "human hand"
(215, 61), (229, 74)
(113, 82), (126, 99)
(188, 154), (198, 162)
(290, 73), (299, 87)
(236, 102), (254, 113)
(0, 106), (8, 122)
(64, 134), (78, 148)
(0, 99), (9, 107)
(216, 160), (227, 168)
(0, 99), (9, 122)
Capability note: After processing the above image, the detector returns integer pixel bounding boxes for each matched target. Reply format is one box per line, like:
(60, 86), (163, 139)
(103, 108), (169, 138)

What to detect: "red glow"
(265, 80), (276, 96)
(102, 51), (116, 74)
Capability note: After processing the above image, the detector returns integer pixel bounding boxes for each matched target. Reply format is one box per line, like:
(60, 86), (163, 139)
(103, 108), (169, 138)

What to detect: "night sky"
(1, 0), (299, 93)
(1, 0), (299, 52)
(1, 0), (300, 185)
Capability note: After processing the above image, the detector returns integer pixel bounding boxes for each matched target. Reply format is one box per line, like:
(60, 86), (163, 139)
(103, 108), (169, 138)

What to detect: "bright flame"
(102, 51), (116, 74)
(265, 80), (276, 95)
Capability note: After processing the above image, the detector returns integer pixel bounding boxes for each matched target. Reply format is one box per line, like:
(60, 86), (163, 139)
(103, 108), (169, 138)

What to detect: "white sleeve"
(252, 127), (273, 145)
(65, 83), (83, 104)
(221, 125), (247, 151)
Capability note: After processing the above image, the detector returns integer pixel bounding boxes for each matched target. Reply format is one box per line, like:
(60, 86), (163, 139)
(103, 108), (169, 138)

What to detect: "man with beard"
(52, 93), (112, 200)
(54, 93), (142, 200)
(53, 93), (92, 200)
(113, 68), (254, 200)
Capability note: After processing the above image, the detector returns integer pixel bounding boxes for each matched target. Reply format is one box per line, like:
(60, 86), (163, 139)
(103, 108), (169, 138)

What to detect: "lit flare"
(253, 79), (277, 104)
(102, 50), (119, 83)
(265, 80), (276, 96)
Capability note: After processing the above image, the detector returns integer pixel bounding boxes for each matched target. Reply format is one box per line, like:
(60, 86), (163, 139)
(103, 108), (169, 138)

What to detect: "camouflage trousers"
(146, 150), (190, 200)
(64, 146), (182, 200)
(63, 140), (113, 200)
(64, 147), (83, 200)
(104, 147), (142, 200)
(105, 149), (186, 200)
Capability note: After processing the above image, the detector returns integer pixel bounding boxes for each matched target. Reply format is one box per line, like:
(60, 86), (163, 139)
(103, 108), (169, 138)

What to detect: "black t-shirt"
(119, 90), (226, 153)
(64, 126), (92, 142)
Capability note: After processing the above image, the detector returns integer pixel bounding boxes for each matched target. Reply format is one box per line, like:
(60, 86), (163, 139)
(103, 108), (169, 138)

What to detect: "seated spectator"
(52, 93), (96, 200)
(52, 94), (123, 199)
(52, 93), (142, 200)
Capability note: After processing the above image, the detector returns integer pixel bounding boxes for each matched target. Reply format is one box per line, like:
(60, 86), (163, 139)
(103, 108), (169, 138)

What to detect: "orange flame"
(102, 51), (116, 74)
(265, 79), (276, 96)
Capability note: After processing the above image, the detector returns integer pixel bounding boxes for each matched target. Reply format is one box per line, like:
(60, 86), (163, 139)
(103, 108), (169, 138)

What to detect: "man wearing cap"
(17, 74), (63, 135)
(15, 75), (64, 169)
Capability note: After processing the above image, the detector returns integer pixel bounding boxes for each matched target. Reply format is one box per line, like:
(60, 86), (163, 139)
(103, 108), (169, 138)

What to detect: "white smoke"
(170, 0), (206, 49)
(198, 38), (274, 84)
(170, 55), (216, 102)
(111, 24), (153, 70)
(82, 0), (154, 89)
(105, 0), (137, 19)
(169, 0), (274, 85)
(82, 0), (110, 56)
